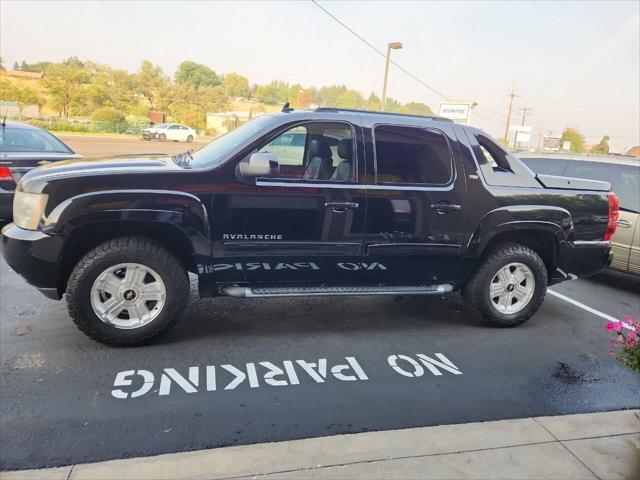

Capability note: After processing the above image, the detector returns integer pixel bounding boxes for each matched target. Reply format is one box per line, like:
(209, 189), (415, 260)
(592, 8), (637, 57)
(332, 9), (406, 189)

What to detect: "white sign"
(509, 125), (532, 133)
(439, 103), (472, 122)
(111, 353), (463, 399)
(515, 132), (531, 144)
(562, 141), (572, 151)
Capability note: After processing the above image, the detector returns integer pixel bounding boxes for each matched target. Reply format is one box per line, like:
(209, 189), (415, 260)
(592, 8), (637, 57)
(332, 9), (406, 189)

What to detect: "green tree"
(295, 89), (313, 108)
(91, 106), (125, 124)
(383, 97), (403, 113)
(590, 135), (610, 155)
(400, 101), (434, 116)
(43, 61), (89, 117)
(133, 60), (169, 111)
(0, 81), (43, 118)
(175, 61), (221, 90)
(255, 80), (289, 104)
(85, 62), (136, 112)
(18, 60), (53, 73)
(365, 92), (381, 111)
(287, 84), (302, 106)
(559, 127), (586, 153)
(335, 89), (364, 109)
(222, 72), (249, 97)
(315, 85), (348, 107)
(13, 61), (19, 71)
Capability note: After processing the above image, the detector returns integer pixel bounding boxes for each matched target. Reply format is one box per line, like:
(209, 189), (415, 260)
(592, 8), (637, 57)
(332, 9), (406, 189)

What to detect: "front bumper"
(1, 223), (64, 299)
(141, 131), (157, 140)
(550, 240), (613, 285)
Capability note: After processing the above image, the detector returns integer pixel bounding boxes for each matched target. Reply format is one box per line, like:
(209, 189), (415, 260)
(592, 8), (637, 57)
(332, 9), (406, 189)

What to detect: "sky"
(1, 0), (639, 152)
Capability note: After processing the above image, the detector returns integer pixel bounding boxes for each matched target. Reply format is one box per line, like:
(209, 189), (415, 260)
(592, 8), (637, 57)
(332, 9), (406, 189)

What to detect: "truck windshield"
(187, 115), (276, 168)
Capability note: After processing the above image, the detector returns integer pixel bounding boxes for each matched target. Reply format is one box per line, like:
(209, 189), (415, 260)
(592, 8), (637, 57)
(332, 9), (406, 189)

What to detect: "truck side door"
(361, 120), (466, 284)
(208, 119), (367, 284)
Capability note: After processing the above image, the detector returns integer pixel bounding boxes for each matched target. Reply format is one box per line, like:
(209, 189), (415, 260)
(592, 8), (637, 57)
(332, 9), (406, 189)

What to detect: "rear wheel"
(463, 243), (547, 327)
(66, 237), (189, 346)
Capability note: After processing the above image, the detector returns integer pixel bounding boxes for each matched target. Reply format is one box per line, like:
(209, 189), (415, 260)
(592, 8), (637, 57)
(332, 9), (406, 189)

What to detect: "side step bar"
(220, 284), (453, 298)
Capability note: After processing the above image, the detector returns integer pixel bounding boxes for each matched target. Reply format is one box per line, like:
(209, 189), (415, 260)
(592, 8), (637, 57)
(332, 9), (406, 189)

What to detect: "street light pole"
(381, 42), (403, 111)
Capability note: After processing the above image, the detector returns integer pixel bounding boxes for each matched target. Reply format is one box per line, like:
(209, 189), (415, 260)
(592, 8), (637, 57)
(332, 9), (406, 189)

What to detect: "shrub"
(606, 317), (640, 373)
(125, 115), (150, 134)
(91, 107), (125, 124)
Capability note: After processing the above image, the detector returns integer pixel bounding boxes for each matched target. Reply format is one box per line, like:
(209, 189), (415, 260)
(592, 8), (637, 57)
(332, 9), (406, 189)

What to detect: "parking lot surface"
(1, 246), (638, 470)
(58, 134), (208, 158)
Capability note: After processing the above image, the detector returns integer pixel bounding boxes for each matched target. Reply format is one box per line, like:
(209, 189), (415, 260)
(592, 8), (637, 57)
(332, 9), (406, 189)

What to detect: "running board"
(220, 284), (453, 298)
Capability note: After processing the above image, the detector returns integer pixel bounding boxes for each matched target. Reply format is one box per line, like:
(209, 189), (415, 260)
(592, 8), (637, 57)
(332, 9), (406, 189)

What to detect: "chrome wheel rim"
(90, 263), (166, 329)
(489, 262), (535, 314)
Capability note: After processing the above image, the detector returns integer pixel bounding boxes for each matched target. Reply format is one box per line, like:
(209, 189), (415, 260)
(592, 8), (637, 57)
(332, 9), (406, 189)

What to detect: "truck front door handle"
(325, 201), (359, 213)
(430, 203), (462, 214)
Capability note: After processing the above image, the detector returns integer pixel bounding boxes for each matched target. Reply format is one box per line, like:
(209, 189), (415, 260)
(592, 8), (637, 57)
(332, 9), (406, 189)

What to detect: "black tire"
(158, 133), (166, 142)
(462, 243), (547, 327)
(186, 135), (194, 143)
(66, 237), (189, 346)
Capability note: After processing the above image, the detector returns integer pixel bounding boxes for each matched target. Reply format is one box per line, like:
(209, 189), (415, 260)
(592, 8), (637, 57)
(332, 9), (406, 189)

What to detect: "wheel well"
(483, 229), (558, 277)
(58, 221), (197, 293)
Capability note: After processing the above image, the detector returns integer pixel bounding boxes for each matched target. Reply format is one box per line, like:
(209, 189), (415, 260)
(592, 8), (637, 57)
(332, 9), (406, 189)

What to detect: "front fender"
(466, 205), (573, 256)
(44, 189), (211, 259)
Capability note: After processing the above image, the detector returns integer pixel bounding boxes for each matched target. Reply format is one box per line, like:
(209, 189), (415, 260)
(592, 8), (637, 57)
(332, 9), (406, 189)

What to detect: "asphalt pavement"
(1, 245), (638, 470)
(57, 134), (208, 158)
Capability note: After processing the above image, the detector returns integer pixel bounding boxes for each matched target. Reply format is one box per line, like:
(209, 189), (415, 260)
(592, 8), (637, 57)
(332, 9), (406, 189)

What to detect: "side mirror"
(237, 152), (280, 180)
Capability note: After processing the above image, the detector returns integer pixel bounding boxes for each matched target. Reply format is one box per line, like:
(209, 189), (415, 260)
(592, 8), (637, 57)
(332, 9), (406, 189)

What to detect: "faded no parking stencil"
(112, 353), (462, 399)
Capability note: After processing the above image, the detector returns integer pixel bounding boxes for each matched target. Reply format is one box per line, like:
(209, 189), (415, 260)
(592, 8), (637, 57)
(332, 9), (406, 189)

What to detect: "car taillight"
(604, 192), (619, 241)
(0, 166), (12, 180)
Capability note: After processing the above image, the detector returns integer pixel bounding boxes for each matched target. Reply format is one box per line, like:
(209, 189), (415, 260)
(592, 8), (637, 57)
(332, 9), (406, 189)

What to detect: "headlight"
(13, 192), (48, 230)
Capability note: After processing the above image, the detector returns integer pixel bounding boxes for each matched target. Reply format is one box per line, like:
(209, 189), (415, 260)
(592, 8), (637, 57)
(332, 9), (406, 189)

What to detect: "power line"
(311, 0), (450, 101)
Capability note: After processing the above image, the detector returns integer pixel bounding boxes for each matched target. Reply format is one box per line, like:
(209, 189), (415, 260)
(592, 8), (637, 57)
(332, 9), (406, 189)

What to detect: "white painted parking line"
(547, 289), (633, 330)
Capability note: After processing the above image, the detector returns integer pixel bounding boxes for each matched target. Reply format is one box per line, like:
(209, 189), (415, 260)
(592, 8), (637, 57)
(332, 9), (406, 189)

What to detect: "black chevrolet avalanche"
(2, 108), (617, 346)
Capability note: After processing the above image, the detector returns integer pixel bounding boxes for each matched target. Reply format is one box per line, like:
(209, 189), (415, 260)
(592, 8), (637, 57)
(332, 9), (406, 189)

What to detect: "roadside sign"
(562, 141), (572, 151)
(439, 102), (472, 124)
(543, 136), (561, 150)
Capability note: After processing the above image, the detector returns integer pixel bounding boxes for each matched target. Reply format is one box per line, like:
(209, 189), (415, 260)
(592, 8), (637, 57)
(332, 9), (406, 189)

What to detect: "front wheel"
(66, 237), (190, 346)
(158, 133), (166, 141)
(186, 135), (194, 143)
(463, 243), (547, 327)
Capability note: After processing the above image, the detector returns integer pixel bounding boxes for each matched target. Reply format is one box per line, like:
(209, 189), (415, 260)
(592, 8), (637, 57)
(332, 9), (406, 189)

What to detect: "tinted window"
(521, 158), (569, 176)
(565, 161), (639, 212)
(374, 125), (452, 185)
(0, 127), (72, 153)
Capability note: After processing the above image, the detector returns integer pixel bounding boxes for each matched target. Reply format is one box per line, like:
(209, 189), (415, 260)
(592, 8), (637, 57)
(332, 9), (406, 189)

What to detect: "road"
(58, 134), (208, 158)
(1, 247), (638, 470)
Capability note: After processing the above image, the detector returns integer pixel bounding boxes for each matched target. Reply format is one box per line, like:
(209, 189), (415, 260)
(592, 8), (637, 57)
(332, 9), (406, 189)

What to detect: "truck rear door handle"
(430, 203), (462, 214)
(325, 201), (359, 213)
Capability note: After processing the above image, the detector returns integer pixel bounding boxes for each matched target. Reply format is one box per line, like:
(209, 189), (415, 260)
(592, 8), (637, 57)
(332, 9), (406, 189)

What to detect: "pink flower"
(606, 322), (617, 331)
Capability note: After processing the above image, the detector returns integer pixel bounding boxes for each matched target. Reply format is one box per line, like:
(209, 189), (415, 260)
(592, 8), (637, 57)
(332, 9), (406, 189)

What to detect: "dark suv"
(2, 108), (617, 346)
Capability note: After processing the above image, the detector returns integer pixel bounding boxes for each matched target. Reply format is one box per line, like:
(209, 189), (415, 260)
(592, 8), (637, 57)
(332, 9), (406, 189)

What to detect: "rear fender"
(467, 205), (573, 256)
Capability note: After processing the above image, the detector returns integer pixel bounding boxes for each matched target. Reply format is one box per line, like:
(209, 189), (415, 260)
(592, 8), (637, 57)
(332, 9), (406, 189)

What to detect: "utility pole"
(518, 105), (532, 126)
(513, 105), (532, 148)
(503, 87), (518, 143)
(381, 42), (403, 111)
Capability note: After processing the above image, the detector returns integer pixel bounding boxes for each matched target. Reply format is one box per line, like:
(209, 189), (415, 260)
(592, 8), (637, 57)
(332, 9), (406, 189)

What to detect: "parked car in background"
(141, 123), (196, 143)
(0, 121), (82, 222)
(520, 153), (640, 275)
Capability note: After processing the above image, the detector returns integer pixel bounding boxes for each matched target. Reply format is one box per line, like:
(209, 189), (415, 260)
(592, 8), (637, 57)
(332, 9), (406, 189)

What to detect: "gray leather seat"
(330, 138), (353, 181)
(303, 138), (333, 180)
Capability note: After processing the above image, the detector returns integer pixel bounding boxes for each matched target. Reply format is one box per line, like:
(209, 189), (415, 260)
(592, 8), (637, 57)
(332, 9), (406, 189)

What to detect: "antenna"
(281, 102), (293, 112)
(1, 113), (6, 128)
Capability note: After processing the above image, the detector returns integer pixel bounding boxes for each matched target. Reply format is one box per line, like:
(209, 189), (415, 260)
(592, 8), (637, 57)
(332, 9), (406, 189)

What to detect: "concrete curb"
(2, 410), (639, 480)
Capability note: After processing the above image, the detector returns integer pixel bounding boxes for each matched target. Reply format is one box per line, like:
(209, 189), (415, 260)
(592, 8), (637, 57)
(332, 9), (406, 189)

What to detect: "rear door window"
(565, 161), (639, 213)
(374, 125), (453, 185)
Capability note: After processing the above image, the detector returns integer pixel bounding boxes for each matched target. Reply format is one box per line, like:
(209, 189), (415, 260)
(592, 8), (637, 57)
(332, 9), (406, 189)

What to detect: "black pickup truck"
(1, 108), (617, 346)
